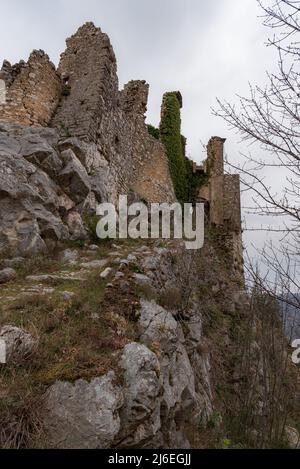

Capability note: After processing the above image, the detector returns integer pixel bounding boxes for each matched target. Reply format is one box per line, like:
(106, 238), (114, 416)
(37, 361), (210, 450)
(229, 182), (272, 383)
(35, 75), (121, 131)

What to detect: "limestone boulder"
(0, 126), (77, 256)
(115, 343), (162, 448)
(66, 210), (87, 240)
(58, 149), (91, 203)
(19, 132), (63, 178)
(44, 372), (123, 449)
(61, 249), (79, 264)
(0, 268), (16, 284)
(138, 300), (199, 447)
(0, 325), (37, 363)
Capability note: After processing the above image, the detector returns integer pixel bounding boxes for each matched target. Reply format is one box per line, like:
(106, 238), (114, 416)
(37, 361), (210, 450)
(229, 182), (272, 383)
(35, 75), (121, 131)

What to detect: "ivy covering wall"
(159, 92), (187, 203)
(159, 92), (209, 204)
(147, 124), (160, 140)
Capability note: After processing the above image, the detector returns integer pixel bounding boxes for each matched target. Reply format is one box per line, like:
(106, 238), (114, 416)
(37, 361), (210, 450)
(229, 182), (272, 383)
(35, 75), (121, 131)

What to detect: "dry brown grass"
(0, 265), (135, 447)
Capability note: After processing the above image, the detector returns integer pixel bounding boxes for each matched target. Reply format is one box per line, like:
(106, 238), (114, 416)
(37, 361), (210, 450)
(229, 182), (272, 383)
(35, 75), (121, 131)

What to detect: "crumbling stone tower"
(0, 51), (61, 126)
(198, 137), (244, 283)
(51, 22), (118, 142)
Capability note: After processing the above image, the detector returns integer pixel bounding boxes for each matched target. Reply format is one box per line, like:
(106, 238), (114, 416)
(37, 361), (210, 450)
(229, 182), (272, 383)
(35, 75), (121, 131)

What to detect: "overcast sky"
(0, 0), (282, 268)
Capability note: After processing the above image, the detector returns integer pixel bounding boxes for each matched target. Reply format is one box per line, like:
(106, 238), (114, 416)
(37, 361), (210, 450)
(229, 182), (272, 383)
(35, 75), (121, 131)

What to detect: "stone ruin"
(0, 21), (243, 280)
(196, 137), (244, 281)
(0, 50), (61, 126)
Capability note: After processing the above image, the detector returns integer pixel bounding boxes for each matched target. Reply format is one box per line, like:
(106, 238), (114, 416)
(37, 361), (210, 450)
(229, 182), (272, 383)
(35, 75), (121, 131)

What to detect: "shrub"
(147, 124), (160, 140)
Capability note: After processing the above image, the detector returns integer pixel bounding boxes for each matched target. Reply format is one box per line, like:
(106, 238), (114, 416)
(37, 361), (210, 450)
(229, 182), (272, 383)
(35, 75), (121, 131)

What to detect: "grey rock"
(127, 254), (137, 263)
(89, 244), (99, 251)
(133, 273), (152, 287)
(142, 256), (160, 271)
(2, 257), (25, 268)
(20, 135), (63, 177)
(116, 343), (162, 448)
(0, 325), (36, 363)
(80, 259), (108, 270)
(100, 267), (113, 279)
(0, 268), (16, 284)
(139, 300), (178, 353)
(115, 271), (125, 279)
(61, 291), (75, 301)
(136, 246), (150, 252)
(44, 372), (124, 449)
(58, 149), (91, 203)
(112, 258), (121, 265)
(24, 286), (55, 295)
(0, 132), (70, 256)
(138, 300), (200, 445)
(26, 273), (85, 282)
(91, 313), (100, 320)
(61, 249), (79, 264)
(154, 248), (168, 255)
(66, 211), (87, 240)
(57, 137), (86, 165)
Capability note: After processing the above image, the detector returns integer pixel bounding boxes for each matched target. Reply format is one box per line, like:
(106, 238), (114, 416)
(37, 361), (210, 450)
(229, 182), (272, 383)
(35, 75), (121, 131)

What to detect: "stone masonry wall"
(51, 22), (118, 142)
(0, 51), (61, 127)
(0, 22), (175, 206)
(131, 139), (176, 204)
(197, 137), (244, 281)
(199, 137), (241, 232)
(51, 23), (176, 204)
(208, 137), (225, 177)
(224, 174), (242, 233)
(0, 80), (5, 104)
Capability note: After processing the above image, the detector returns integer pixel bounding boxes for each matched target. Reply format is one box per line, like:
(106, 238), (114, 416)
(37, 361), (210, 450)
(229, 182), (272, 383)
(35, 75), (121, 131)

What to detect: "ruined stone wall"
(51, 23), (118, 142)
(0, 51), (61, 126)
(209, 176), (224, 226)
(51, 23), (176, 205)
(0, 22), (175, 205)
(131, 139), (176, 204)
(197, 137), (244, 280)
(208, 137), (225, 225)
(0, 80), (5, 104)
(224, 174), (242, 233)
(208, 137), (225, 177)
(198, 137), (242, 233)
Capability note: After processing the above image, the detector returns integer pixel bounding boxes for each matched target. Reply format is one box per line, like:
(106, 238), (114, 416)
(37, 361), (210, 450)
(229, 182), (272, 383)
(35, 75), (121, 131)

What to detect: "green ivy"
(147, 124), (160, 140)
(159, 92), (209, 204)
(185, 158), (210, 204)
(159, 92), (187, 203)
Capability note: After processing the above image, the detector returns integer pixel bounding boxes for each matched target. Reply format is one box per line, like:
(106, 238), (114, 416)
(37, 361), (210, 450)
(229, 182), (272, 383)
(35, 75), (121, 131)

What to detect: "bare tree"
(214, 1), (300, 314)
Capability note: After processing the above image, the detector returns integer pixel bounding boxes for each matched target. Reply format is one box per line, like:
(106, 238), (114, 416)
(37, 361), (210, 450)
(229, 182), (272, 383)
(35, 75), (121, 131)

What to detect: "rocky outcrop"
(0, 125), (75, 255)
(43, 244), (217, 449)
(0, 268), (16, 284)
(116, 343), (162, 448)
(44, 372), (123, 449)
(0, 325), (37, 363)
